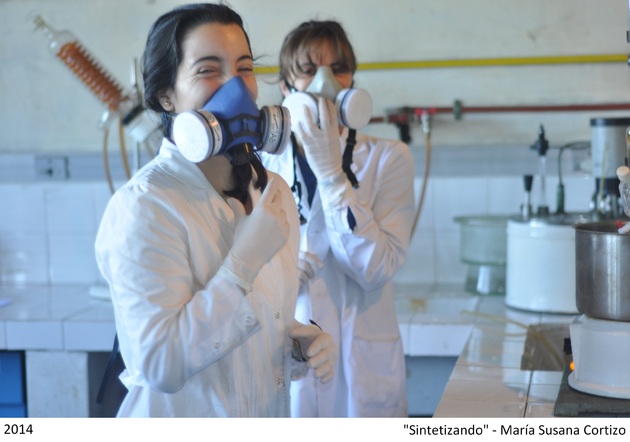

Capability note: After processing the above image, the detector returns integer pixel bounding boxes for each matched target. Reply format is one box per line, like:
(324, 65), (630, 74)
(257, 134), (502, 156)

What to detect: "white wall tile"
(434, 230), (467, 284)
(394, 230), (435, 284)
(0, 184), (47, 233)
(433, 177), (489, 233)
(413, 176), (435, 232)
(45, 183), (97, 234)
(92, 182), (115, 230)
(48, 233), (99, 284)
(0, 232), (49, 285)
(487, 176), (523, 214)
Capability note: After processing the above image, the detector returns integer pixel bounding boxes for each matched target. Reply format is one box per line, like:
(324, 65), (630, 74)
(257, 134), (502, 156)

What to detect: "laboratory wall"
(2, 0), (630, 152)
(0, 0), (627, 287)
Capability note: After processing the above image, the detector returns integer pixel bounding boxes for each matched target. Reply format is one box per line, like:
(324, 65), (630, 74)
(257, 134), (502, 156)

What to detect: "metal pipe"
(374, 102), (630, 125)
(357, 54), (626, 71)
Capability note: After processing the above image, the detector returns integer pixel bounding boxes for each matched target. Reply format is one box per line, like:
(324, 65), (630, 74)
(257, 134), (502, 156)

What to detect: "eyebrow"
(191, 54), (254, 67)
(297, 60), (346, 74)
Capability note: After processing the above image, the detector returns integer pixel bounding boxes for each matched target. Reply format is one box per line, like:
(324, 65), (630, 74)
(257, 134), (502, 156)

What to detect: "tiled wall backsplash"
(0, 147), (594, 287)
(396, 173), (592, 285)
(0, 180), (116, 286)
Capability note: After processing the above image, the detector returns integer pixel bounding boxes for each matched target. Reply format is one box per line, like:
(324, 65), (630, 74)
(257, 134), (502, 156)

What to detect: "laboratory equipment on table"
(567, 221), (630, 399)
(616, 126), (630, 231)
(505, 127), (591, 313)
(589, 117), (630, 219)
(505, 212), (587, 314)
(563, 1), (630, 402)
(520, 174), (533, 218)
(618, 165), (630, 234)
(453, 215), (509, 296)
(532, 125), (550, 216)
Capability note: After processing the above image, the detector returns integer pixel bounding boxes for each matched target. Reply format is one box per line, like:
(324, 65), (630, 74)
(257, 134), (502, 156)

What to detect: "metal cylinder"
(574, 221), (630, 321)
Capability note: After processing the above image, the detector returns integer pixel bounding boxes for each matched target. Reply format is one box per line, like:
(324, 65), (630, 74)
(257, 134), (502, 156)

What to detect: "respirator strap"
(283, 79), (298, 94)
(290, 134), (307, 225)
(342, 129), (359, 188)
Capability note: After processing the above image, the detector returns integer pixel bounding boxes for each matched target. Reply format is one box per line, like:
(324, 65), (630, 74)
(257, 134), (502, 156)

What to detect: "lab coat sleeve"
(95, 184), (260, 394)
(320, 140), (415, 292)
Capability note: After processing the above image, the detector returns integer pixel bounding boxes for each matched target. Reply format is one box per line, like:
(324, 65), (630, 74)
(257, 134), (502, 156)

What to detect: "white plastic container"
(569, 314), (630, 399)
(505, 215), (586, 313)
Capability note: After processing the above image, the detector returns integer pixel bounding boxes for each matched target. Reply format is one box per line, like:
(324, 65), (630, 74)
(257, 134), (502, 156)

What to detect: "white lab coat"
(262, 128), (415, 417)
(95, 140), (302, 417)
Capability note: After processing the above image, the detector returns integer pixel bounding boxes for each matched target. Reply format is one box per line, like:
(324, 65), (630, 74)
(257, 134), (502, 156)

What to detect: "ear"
(157, 89), (175, 112)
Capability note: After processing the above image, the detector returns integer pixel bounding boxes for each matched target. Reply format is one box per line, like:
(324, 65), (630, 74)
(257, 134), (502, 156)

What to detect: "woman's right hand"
(294, 97), (343, 182)
(298, 250), (323, 285)
(222, 176), (290, 291)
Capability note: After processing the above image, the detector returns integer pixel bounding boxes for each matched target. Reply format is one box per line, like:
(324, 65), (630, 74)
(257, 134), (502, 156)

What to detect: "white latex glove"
(294, 96), (343, 183)
(218, 177), (290, 292)
(298, 250), (323, 285)
(289, 322), (337, 383)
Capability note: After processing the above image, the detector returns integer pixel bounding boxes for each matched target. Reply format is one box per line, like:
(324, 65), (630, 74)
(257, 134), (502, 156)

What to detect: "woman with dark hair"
(95, 3), (336, 417)
(262, 20), (414, 417)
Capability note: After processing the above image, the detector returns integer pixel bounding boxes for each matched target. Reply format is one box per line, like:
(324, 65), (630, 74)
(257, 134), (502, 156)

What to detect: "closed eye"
(197, 66), (220, 75)
(298, 63), (317, 77)
(330, 63), (349, 75)
(238, 65), (254, 74)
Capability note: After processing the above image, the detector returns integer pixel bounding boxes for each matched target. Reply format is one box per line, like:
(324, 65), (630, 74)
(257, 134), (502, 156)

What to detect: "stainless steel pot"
(575, 221), (630, 321)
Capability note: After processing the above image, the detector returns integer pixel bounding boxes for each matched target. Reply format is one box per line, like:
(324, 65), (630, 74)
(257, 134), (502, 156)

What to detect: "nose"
(220, 71), (235, 85)
(223, 65), (247, 83)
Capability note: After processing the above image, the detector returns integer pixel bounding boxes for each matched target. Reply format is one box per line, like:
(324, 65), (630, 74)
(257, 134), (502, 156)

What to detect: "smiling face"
(160, 22), (257, 113)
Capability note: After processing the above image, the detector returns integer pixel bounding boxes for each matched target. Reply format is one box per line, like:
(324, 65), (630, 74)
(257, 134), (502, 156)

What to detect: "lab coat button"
(275, 312), (280, 319)
(276, 377), (284, 384)
(245, 316), (253, 325)
(214, 342), (220, 349)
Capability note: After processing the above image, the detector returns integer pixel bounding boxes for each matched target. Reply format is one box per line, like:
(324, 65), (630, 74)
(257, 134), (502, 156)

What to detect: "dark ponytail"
(224, 154), (268, 204)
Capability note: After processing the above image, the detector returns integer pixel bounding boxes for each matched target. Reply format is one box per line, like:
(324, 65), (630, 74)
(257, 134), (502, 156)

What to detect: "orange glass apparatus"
(33, 15), (127, 112)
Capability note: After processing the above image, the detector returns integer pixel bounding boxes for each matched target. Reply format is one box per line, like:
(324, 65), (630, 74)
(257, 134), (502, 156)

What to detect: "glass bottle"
(33, 15), (127, 112)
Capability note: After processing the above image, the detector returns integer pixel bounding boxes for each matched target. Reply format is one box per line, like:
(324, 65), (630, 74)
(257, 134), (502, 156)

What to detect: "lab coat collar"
(156, 138), (260, 205)
(156, 139), (218, 191)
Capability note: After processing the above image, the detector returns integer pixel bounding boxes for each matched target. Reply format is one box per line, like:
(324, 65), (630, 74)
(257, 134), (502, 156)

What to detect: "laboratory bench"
(0, 285), (119, 417)
(0, 283), (573, 417)
(396, 283), (576, 418)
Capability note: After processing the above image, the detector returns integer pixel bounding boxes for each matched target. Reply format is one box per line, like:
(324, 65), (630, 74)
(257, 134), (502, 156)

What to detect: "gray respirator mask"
(281, 66), (372, 131)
